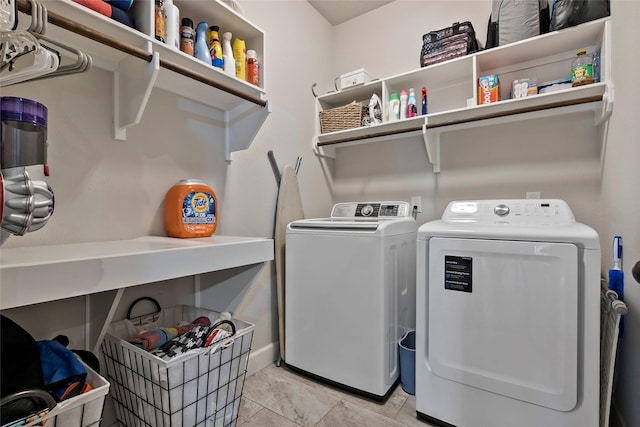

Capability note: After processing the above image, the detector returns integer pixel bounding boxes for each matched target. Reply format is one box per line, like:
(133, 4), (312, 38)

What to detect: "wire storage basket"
(319, 101), (368, 133)
(101, 305), (254, 427)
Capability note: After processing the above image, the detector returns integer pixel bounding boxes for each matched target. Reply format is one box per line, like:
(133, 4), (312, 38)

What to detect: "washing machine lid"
(289, 201), (416, 235)
(418, 199), (599, 249)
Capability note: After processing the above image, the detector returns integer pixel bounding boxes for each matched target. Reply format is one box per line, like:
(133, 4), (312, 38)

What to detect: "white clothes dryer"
(285, 201), (417, 400)
(416, 199), (600, 427)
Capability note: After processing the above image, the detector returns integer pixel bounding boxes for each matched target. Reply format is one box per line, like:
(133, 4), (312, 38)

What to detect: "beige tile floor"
(237, 363), (436, 427)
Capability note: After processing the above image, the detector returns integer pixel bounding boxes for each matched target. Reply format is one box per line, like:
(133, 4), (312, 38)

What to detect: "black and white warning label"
(444, 256), (472, 292)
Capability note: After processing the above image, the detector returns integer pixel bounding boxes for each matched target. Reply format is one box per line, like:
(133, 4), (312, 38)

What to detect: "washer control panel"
(442, 199), (576, 225)
(331, 201), (411, 219)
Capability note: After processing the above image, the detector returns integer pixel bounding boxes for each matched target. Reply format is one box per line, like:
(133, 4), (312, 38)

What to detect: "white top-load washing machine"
(285, 201), (417, 400)
(416, 199), (600, 427)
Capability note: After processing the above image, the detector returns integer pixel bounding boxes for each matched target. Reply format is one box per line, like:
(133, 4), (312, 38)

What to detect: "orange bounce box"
(478, 74), (499, 105)
(165, 179), (218, 238)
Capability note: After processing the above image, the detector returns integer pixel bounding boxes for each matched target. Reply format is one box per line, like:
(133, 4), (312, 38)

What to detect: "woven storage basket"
(319, 101), (368, 133)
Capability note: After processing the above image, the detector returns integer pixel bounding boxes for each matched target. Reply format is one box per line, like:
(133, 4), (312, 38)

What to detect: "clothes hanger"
(0, 0), (92, 86)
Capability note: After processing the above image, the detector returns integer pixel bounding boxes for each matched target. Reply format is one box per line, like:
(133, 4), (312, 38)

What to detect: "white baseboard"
(246, 340), (279, 376)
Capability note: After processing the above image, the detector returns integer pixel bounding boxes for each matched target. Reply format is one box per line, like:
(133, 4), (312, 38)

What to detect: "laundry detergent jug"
(164, 179), (217, 238)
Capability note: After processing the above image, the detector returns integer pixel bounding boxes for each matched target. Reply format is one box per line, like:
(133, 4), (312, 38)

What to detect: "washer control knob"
(494, 204), (510, 217)
(361, 204), (374, 216)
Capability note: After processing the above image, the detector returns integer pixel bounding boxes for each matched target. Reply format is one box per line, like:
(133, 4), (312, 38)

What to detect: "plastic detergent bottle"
(180, 18), (195, 56)
(571, 49), (594, 87)
(388, 93), (400, 122)
(421, 87), (428, 115)
(163, 0), (179, 49)
(194, 22), (210, 64)
(407, 88), (417, 118)
(222, 32), (235, 76)
(399, 90), (408, 120)
(164, 179), (218, 238)
(246, 50), (259, 86)
(232, 37), (246, 80)
(154, 0), (165, 43)
(207, 26), (224, 68)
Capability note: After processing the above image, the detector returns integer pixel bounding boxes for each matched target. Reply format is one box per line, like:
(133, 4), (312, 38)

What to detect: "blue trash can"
(398, 329), (416, 395)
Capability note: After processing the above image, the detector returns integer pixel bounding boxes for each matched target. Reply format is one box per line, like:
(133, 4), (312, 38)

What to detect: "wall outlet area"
(411, 196), (422, 213)
(526, 192), (541, 199)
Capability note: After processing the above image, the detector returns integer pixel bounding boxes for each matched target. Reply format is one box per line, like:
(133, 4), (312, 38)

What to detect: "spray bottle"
(222, 32), (235, 76)
(421, 87), (428, 115)
(407, 88), (417, 118)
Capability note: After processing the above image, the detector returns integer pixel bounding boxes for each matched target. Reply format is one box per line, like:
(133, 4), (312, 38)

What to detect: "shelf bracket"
(313, 142), (336, 159)
(423, 123), (440, 174)
(113, 51), (160, 141)
(225, 100), (271, 162)
(596, 81), (614, 126)
(91, 288), (124, 355)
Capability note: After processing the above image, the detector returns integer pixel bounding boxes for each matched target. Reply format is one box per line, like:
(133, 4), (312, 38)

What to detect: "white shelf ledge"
(0, 235), (274, 310)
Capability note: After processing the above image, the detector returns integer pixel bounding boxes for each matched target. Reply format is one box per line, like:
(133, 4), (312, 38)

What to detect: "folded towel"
(129, 327), (178, 351)
(176, 316), (211, 335)
(72, 0), (136, 28)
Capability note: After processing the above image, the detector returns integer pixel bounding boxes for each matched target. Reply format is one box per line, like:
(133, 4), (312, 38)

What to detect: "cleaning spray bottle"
(407, 88), (417, 118)
(222, 32), (235, 76)
(421, 87), (428, 115)
(232, 37), (246, 80)
(399, 89), (408, 120)
(194, 22), (210, 64)
(207, 25), (224, 68)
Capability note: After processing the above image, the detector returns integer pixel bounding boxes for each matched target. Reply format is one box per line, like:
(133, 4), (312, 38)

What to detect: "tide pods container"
(165, 179), (218, 238)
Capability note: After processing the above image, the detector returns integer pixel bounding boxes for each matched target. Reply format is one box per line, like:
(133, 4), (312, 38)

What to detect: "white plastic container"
(388, 93), (400, 122)
(163, 0), (179, 49)
(339, 68), (373, 91)
(222, 32), (235, 76)
(400, 90), (408, 120)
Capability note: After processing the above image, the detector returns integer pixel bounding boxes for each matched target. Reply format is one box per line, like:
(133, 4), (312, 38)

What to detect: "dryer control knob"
(361, 204), (374, 216)
(494, 204), (510, 216)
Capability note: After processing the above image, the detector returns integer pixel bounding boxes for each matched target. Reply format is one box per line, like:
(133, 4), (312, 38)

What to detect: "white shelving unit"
(0, 235), (274, 353)
(0, 235), (274, 310)
(314, 18), (613, 173)
(2, 2), (274, 350)
(15, 0), (268, 160)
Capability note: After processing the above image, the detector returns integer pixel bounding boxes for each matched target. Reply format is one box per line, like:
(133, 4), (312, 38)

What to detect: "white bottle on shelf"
(399, 89), (408, 120)
(163, 0), (179, 49)
(388, 93), (400, 122)
(222, 32), (235, 76)
(407, 88), (417, 118)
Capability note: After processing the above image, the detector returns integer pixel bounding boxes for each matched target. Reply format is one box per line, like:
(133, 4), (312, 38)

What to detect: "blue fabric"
(104, 0), (132, 12)
(36, 340), (86, 401)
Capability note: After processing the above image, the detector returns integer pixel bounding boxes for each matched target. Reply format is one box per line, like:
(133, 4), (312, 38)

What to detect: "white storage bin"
(4, 359), (110, 427)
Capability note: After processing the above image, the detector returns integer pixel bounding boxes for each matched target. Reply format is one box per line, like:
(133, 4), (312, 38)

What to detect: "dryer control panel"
(442, 199), (576, 225)
(331, 201), (411, 219)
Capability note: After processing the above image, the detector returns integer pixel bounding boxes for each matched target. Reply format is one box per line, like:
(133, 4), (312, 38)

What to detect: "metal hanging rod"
(17, 0), (267, 107)
(317, 126), (424, 147)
